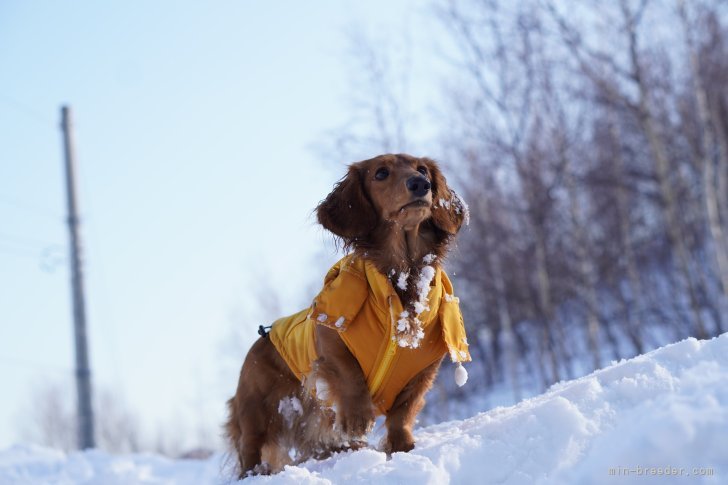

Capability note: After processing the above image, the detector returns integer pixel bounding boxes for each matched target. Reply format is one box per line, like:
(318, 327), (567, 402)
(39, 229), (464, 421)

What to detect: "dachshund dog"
(225, 154), (470, 477)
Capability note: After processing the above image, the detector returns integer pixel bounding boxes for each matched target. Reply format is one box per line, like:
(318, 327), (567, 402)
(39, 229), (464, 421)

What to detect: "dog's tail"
(224, 397), (241, 443)
(222, 396), (243, 478)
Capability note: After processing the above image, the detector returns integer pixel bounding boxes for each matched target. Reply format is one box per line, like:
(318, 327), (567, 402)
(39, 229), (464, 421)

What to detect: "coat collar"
(322, 253), (471, 364)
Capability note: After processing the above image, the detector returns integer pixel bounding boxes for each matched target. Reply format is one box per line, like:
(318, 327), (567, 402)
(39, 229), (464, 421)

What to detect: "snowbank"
(0, 445), (221, 484)
(2, 333), (727, 484)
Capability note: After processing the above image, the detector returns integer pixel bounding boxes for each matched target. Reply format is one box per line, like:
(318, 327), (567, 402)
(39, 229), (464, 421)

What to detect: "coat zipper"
(369, 296), (398, 399)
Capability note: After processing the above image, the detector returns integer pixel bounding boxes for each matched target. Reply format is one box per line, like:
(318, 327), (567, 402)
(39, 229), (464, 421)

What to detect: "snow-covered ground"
(2, 333), (727, 484)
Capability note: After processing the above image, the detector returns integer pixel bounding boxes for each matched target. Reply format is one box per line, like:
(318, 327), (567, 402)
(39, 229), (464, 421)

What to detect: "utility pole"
(60, 105), (95, 449)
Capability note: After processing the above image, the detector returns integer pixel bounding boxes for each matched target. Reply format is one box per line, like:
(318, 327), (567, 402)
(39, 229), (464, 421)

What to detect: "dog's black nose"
(406, 175), (431, 197)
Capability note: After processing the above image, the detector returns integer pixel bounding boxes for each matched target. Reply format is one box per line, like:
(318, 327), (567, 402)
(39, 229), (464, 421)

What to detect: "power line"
(0, 355), (73, 375)
(0, 231), (60, 249)
(0, 94), (56, 128)
(0, 193), (63, 221)
(0, 243), (41, 259)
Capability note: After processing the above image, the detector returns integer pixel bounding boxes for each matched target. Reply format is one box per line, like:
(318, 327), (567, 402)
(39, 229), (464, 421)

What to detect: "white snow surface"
(2, 333), (727, 484)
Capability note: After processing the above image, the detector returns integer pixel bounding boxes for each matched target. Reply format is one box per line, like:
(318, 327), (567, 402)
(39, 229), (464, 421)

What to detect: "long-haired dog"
(225, 154), (471, 477)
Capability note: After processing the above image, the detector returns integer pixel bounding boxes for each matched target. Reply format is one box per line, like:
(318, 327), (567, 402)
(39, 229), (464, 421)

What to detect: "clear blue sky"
(0, 1), (444, 450)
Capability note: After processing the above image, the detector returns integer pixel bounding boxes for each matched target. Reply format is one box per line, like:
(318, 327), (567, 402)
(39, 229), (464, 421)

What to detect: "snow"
(278, 397), (304, 427)
(0, 445), (220, 485)
(411, 301), (427, 315)
(454, 363), (468, 387)
(436, 193), (470, 227)
(448, 348), (469, 363)
(396, 311), (410, 332)
(315, 379), (330, 402)
(2, 333), (727, 484)
(396, 272), (408, 291)
(415, 266), (435, 298)
(411, 265), (435, 317)
(393, 265), (435, 349)
(451, 191), (470, 226)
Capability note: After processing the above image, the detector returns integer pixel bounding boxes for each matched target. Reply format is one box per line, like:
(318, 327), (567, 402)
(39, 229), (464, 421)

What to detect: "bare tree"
(607, 108), (647, 354)
(678, 0), (728, 325)
(18, 382), (76, 451)
(320, 27), (418, 165)
(323, 0), (728, 413)
(18, 381), (141, 453)
(547, 0), (709, 338)
(440, 0), (569, 388)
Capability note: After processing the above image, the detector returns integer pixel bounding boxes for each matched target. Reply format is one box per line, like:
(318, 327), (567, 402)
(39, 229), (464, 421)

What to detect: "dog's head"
(316, 154), (466, 249)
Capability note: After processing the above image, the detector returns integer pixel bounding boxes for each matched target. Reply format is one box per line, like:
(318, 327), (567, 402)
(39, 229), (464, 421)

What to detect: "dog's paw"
(325, 438), (369, 457)
(244, 461), (272, 477)
(347, 438), (369, 451)
(384, 429), (415, 454)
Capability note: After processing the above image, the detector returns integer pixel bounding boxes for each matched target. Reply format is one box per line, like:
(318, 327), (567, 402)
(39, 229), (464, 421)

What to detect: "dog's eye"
(417, 166), (428, 176)
(375, 168), (389, 180)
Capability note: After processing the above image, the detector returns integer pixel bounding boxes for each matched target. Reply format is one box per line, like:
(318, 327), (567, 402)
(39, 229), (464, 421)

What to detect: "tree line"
(327, 0), (728, 407)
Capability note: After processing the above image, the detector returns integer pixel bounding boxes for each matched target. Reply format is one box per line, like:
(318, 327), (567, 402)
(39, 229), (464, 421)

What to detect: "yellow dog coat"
(269, 254), (471, 414)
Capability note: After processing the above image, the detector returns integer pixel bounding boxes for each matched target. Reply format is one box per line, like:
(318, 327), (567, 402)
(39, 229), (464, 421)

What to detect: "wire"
(0, 242), (40, 259)
(0, 355), (73, 375)
(0, 193), (63, 221)
(0, 94), (56, 128)
(0, 241), (66, 271)
(0, 231), (60, 249)
(75, 165), (126, 397)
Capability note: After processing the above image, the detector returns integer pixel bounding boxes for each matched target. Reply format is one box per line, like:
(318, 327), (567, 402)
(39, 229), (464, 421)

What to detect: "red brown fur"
(225, 154), (465, 478)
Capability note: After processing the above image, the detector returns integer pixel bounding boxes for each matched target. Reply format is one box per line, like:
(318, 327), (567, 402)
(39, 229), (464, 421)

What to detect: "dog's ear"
(317, 165), (378, 244)
(426, 159), (468, 235)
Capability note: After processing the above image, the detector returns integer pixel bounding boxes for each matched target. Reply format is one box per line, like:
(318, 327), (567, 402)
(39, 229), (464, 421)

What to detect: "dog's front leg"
(384, 358), (443, 454)
(314, 325), (375, 438)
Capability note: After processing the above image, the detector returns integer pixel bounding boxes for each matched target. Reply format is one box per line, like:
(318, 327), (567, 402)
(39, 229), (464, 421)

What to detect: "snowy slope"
(2, 333), (727, 484)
